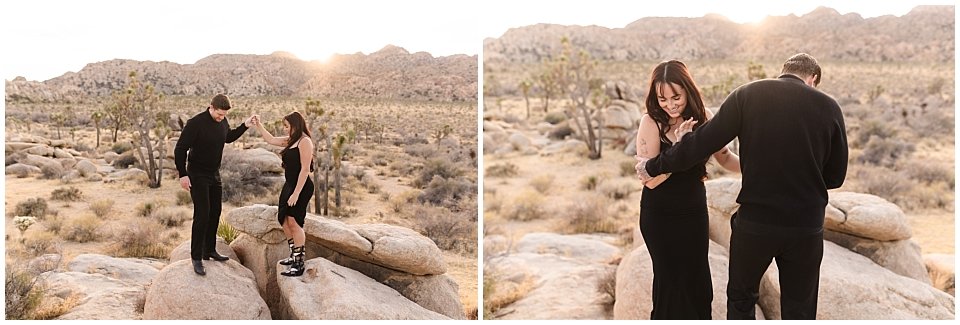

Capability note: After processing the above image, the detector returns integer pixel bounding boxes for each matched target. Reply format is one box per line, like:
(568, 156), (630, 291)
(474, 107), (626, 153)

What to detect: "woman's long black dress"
(277, 145), (314, 227)
(639, 139), (713, 319)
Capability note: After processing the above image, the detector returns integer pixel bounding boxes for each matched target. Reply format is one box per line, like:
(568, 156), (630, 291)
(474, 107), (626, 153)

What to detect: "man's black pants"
(189, 172), (222, 261)
(726, 213), (824, 320)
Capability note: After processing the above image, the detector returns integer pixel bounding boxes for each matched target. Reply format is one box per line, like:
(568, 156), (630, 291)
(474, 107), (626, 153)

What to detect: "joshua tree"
(536, 65), (563, 113)
(51, 112), (65, 139)
(304, 98), (333, 215)
(331, 132), (355, 215)
(547, 37), (608, 159)
(519, 79), (532, 119)
(433, 124), (453, 150)
(91, 110), (104, 148)
(114, 71), (165, 188)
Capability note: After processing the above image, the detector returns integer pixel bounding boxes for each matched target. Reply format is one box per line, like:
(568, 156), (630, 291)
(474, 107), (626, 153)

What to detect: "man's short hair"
(210, 94), (232, 110)
(781, 53), (822, 86)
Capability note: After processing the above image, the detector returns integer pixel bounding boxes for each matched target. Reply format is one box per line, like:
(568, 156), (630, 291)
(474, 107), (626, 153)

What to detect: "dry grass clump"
(413, 204), (477, 254)
(561, 194), (618, 234)
(598, 179), (636, 200)
(50, 186), (82, 201)
(63, 215), (102, 243)
(503, 190), (546, 221)
(15, 198), (49, 219)
(5, 264), (45, 320)
(390, 190), (422, 213)
(153, 207), (190, 227)
(485, 163), (519, 178)
(110, 220), (169, 259)
(175, 191), (192, 206)
(22, 231), (62, 257)
(528, 174), (555, 194)
(482, 268), (536, 319)
(89, 199), (115, 218)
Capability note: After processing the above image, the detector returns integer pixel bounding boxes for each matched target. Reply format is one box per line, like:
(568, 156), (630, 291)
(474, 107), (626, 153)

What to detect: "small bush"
(378, 191), (391, 202)
(581, 175), (602, 191)
(483, 269), (535, 320)
(175, 191), (192, 206)
(221, 154), (276, 205)
(22, 231), (61, 256)
(562, 194), (617, 234)
(154, 207), (189, 227)
(15, 198), (48, 220)
(43, 215), (64, 236)
(352, 167), (366, 181)
(5, 264), (45, 320)
(136, 201), (161, 218)
(414, 159), (461, 188)
(529, 175), (555, 194)
(111, 142), (133, 154)
(504, 190), (546, 221)
(419, 176), (475, 207)
(63, 215), (102, 243)
(89, 199), (115, 218)
(390, 190), (421, 213)
(485, 163), (519, 178)
(858, 135), (915, 167)
(50, 187), (82, 201)
(598, 180), (636, 200)
(597, 267), (617, 307)
(111, 220), (167, 259)
(40, 164), (64, 180)
(112, 152), (137, 169)
(362, 177), (381, 194)
(620, 161), (637, 177)
(414, 205), (477, 254)
(543, 111), (567, 125)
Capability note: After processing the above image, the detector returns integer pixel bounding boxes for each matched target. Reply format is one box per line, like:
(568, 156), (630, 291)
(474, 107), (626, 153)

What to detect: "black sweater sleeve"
(822, 118), (848, 189)
(174, 118), (198, 177)
(225, 119), (248, 144)
(646, 89), (743, 176)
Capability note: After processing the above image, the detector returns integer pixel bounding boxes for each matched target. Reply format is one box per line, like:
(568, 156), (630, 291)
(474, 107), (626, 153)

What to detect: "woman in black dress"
(634, 60), (741, 319)
(252, 111), (315, 277)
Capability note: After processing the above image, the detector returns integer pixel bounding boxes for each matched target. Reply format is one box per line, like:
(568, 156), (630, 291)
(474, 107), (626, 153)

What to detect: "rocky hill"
(5, 45), (477, 103)
(483, 6), (954, 64)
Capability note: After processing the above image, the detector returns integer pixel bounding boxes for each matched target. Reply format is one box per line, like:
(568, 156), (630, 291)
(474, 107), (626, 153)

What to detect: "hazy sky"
(1, 0), (480, 81)
(481, 0), (955, 37)
(1, 0), (953, 81)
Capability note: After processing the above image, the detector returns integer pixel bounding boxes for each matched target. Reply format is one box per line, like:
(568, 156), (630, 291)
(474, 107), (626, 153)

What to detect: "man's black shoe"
(204, 252), (230, 262)
(192, 259), (206, 276)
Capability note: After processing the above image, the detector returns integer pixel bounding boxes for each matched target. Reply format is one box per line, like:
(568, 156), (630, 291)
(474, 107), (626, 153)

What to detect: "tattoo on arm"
(639, 139), (648, 155)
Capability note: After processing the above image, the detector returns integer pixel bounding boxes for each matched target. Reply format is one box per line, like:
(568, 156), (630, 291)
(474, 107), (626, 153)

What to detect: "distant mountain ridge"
(483, 5), (954, 64)
(5, 45), (478, 103)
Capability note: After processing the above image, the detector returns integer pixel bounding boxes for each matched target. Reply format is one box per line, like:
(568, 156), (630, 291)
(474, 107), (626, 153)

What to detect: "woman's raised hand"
(673, 117), (697, 142)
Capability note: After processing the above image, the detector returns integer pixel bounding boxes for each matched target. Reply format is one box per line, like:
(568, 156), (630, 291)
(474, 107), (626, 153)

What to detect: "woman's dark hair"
(644, 60), (708, 145)
(282, 111), (311, 149)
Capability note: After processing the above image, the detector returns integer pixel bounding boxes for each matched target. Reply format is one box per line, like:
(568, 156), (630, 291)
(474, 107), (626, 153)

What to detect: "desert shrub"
(562, 194), (617, 234)
(414, 158), (461, 188)
(598, 180), (636, 200)
(63, 215), (102, 243)
(504, 190), (546, 221)
(153, 207), (189, 227)
(485, 163), (519, 178)
(858, 135), (915, 167)
(352, 167), (366, 181)
(5, 264), (45, 320)
(853, 118), (898, 148)
(111, 142), (133, 154)
(362, 177), (381, 194)
(43, 215), (64, 236)
(217, 219), (238, 244)
(528, 175), (555, 194)
(581, 175), (602, 191)
(404, 143), (437, 160)
(221, 158), (274, 205)
(89, 199), (115, 218)
(111, 220), (167, 259)
(419, 176), (475, 207)
(175, 191), (192, 206)
(596, 267), (617, 307)
(22, 231), (61, 257)
(389, 190), (421, 213)
(901, 160), (954, 189)
(483, 191), (503, 213)
(50, 187), (82, 202)
(620, 161), (637, 177)
(543, 111), (567, 124)
(414, 205), (477, 254)
(39, 164), (64, 180)
(483, 268), (535, 320)
(136, 200), (162, 218)
(112, 152), (137, 169)
(371, 151), (390, 166)
(378, 191), (391, 202)
(15, 198), (48, 219)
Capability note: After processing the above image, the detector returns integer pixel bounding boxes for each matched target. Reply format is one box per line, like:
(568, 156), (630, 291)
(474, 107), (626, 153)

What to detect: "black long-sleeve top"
(175, 110), (248, 176)
(645, 74), (848, 233)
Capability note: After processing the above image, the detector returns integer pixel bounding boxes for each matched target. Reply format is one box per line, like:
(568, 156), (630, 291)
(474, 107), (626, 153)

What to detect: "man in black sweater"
(637, 53), (848, 319)
(175, 94), (254, 275)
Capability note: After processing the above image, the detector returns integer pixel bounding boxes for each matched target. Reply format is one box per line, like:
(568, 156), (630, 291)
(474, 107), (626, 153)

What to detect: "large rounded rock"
(225, 204), (287, 244)
(924, 254), (955, 296)
(5, 163), (41, 176)
(229, 233), (291, 318)
(705, 178), (743, 249)
(315, 245), (465, 319)
(16, 153), (60, 171)
(239, 148), (283, 173)
(24, 145), (54, 157)
(169, 237), (239, 263)
(514, 232), (620, 264)
(39, 271), (146, 320)
(759, 241), (954, 319)
(75, 159), (98, 177)
(276, 257), (448, 320)
(66, 254), (163, 286)
(823, 230), (929, 284)
(485, 233), (620, 320)
(143, 259), (270, 320)
(826, 192), (911, 241)
(614, 241), (763, 320)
